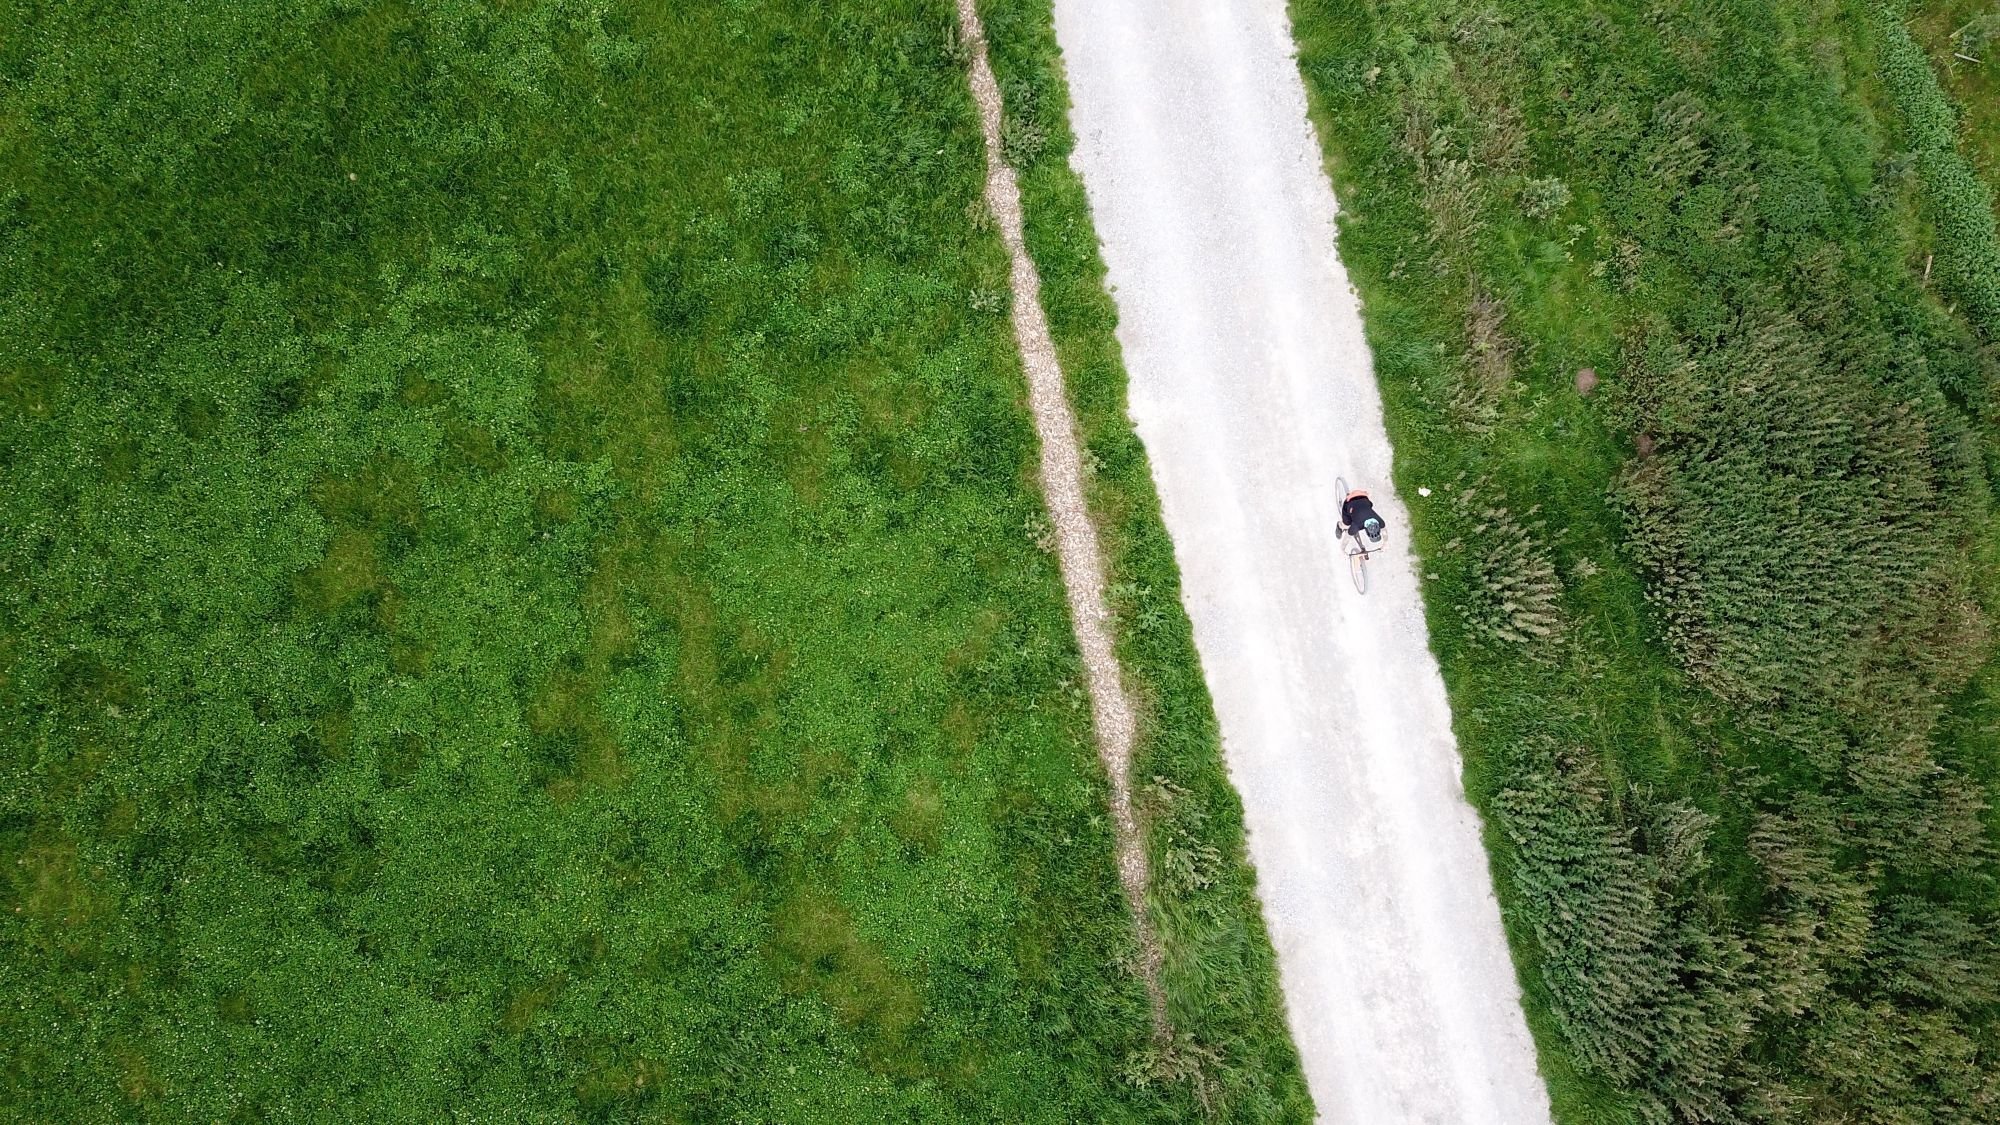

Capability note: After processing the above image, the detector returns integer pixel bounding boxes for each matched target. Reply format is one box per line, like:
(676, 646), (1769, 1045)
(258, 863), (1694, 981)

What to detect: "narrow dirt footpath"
(1049, 0), (1554, 1120)
(954, 0), (1168, 1033)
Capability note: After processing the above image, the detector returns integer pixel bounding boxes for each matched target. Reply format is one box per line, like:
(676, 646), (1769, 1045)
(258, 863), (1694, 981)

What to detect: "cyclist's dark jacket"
(1342, 494), (1384, 534)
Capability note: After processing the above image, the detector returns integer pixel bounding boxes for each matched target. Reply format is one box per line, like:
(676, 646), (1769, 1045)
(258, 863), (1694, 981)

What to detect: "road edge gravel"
(953, 0), (1169, 1035)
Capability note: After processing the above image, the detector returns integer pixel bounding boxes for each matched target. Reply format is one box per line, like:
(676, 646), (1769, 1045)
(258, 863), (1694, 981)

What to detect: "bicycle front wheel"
(1348, 544), (1368, 594)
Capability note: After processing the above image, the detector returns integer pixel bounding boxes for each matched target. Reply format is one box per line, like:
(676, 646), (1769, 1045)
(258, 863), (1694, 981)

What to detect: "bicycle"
(1335, 476), (1385, 594)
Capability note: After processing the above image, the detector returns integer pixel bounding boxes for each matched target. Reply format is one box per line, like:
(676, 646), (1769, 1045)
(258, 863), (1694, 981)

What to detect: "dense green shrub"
(1877, 2), (2000, 339)
(1444, 478), (1566, 650)
(1613, 305), (1979, 708)
(1498, 741), (1753, 1125)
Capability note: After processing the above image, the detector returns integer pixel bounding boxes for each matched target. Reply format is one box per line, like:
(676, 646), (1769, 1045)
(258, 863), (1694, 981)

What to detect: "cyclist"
(1341, 487), (1386, 545)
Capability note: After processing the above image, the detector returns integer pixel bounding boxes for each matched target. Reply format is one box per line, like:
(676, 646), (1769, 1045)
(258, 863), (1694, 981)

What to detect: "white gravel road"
(1048, 1), (1555, 1121)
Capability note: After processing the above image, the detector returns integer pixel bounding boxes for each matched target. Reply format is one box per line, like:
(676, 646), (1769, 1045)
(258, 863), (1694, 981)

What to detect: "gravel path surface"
(1049, 0), (1555, 1119)
(954, 0), (1167, 1032)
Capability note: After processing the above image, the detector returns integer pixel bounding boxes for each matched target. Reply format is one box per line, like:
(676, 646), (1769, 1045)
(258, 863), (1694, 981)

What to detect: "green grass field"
(0, 0), (1304, 1119)
(1289, 0), (2000, 1120)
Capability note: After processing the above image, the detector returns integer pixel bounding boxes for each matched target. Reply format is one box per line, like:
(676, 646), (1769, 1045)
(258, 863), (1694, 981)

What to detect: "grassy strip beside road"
(978, 0), (1316, 1116)
(1290, 0), (2000, 1121)
(0, 0), (1292, 1118)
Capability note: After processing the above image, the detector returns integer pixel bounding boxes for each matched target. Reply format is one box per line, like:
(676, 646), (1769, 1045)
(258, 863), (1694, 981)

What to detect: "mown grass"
(1290, 0), (2000, 1121)
(0, 0), (1295, 1118)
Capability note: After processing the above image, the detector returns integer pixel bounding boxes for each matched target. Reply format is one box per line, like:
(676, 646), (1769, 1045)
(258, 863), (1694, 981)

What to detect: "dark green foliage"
(1497, 742), (1752, 1125)
(1912, 3), (2000, 213)
(1443, 477), (1566, 650)
(1290, 0), (2000, 1120)
(0, 0), (1294, 1119)
(1614, 306), (1982, 707)
(1877, 3), (2000, 337)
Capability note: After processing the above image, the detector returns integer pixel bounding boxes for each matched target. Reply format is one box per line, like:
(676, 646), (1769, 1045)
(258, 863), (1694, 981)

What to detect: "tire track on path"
(953, 0), (1168, 1035)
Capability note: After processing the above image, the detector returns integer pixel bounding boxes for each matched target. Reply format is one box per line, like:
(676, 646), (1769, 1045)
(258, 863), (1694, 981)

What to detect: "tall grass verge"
(1288, 0), (2000, 1120)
